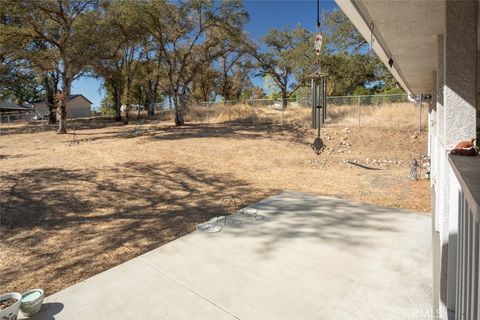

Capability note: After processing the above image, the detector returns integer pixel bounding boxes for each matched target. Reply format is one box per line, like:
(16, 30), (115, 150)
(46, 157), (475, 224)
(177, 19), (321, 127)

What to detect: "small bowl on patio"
(0, 292), (22, 320)
(243, 208), (258, 216)
(20, 289), (44, 317)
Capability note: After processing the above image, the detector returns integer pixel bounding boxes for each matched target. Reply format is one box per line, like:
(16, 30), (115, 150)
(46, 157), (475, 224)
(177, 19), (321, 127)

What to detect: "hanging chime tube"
(316, 81), (321, 135)
(323, 78), (327, 123)
(311, 78), (317, 129)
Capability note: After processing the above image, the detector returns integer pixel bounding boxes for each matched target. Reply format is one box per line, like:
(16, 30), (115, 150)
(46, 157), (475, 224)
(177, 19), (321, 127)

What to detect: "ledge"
(449, 155), (480, 222)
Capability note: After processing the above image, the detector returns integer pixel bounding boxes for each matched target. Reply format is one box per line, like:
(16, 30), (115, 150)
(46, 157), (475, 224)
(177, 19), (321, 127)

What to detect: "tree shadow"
(0, 162), (272, 295)
(1, 116), (313, 147)
(145, 122), (310, 145)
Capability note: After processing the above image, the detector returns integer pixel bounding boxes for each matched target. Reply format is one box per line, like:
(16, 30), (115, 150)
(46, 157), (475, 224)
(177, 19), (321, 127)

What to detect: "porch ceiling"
(336, 0), (445, 94)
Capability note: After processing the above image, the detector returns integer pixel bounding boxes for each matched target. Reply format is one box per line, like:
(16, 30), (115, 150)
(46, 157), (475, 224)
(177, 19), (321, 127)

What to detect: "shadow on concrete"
(221, 191), (427, 257)
(29, 302), (64, 320)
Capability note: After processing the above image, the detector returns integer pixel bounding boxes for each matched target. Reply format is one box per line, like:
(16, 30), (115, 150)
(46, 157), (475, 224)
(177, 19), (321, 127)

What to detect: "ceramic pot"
(0, 292), (22, 320)
(20, 289), (44, 317)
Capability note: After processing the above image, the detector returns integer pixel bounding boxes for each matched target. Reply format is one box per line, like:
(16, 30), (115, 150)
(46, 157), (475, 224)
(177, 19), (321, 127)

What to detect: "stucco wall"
(430, 2), (478, 319)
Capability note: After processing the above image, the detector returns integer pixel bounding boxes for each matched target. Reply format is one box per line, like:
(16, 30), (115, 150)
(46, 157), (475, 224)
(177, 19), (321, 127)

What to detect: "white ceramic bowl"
(0, 292), (22, 320)
(20, 289), (44, 317)
(243, 208), (258, 215)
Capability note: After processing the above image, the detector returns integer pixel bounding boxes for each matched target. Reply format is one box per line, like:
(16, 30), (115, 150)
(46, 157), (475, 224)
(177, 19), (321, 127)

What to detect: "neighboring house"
(336, 1), (478, 319)
(34, 94), (92, 119)
(0, 102), (35, 122)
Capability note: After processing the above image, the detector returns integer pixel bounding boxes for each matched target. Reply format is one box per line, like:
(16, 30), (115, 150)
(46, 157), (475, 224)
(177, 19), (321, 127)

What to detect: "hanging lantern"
(314, 33), (323, 56)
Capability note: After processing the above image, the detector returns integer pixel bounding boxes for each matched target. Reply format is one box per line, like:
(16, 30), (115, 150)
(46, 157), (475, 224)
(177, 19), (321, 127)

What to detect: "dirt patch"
(0, 118), (430, 295)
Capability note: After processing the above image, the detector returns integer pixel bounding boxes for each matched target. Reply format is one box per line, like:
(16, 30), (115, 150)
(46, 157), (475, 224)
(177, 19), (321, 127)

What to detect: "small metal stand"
(196, 195), (265, 233)
(69, 124), (80, 146)
(311, 71), (327, 156)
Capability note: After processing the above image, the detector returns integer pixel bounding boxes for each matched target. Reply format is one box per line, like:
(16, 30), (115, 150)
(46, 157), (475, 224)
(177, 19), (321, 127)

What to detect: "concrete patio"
(27, 191), (432, 320)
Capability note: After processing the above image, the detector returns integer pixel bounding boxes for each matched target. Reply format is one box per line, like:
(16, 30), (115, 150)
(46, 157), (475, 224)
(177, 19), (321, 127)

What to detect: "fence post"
(252, 105), (256, 125)
(358, 96), (361, 127)
(228, 102), (231, 121)
(419, 101), (422, 132)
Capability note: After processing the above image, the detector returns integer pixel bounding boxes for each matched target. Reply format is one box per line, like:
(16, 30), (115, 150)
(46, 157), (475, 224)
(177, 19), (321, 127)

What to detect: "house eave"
(335, 0), (413, 95)
(336, 0), (446, 95)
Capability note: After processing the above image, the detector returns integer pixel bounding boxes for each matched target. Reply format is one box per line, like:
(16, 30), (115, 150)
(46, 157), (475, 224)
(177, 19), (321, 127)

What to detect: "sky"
(72, 0), (338, 109)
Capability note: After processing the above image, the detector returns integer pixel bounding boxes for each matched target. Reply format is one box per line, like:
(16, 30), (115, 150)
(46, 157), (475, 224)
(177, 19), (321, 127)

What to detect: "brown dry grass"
(0, 111), (430, 296)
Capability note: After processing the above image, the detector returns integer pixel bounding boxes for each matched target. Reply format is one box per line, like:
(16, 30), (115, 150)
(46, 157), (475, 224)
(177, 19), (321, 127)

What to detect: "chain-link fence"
(1, 94), (428, 132)
(188, 94), (427, 129)
(0, 111), (38, 123)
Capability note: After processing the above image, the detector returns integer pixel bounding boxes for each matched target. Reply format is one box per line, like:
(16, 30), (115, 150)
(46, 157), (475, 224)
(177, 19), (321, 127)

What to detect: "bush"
(99, 97), (115, 116)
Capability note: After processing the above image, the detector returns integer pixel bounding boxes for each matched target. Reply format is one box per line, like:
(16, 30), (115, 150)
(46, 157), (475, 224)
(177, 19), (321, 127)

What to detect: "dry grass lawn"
(0, 107), (430, 296)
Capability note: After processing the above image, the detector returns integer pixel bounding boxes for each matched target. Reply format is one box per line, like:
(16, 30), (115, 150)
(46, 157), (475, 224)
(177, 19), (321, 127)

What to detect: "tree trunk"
(124, 81), (131, 125)
(174, 94), (185, 126)
(148, 91), (155, 117)
(43, 75), (56, 124)
(57, 76), (70, 134)
(149, 101), (155, 117)
(175, 109), (184, 126)
(124, 105), (130, 125)
(114, 85), (121, 122)
(57, 103), (67, 133)
(282, 90), (288, 109)
(149, 76), (159, 117)
(48, 107), (57, 125)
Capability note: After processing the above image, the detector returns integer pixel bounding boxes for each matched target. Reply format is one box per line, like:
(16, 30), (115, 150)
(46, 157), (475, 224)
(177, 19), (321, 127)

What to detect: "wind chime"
(311, 0), (327, 156)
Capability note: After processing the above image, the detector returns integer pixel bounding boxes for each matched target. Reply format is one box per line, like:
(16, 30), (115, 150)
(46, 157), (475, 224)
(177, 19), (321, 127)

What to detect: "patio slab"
(26, 191), (432, 320)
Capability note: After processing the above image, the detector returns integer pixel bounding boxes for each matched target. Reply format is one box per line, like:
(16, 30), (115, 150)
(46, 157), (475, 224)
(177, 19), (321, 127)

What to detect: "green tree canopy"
(256, 25), (314, 107)
(1, 0), (102, 133)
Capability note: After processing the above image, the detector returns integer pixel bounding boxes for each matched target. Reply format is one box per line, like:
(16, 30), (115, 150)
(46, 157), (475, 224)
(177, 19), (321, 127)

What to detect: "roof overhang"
(0, 102), (33, 111)
(335, 0), (446, 95)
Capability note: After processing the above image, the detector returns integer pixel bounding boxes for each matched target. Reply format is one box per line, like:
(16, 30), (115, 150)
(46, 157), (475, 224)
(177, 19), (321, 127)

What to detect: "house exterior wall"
(34, 102), (49, 115)
(429, 2), (478, 319)
(333, 2), (478, 319)
(34, 96), (91, 119)
(67, 96), (91, 118)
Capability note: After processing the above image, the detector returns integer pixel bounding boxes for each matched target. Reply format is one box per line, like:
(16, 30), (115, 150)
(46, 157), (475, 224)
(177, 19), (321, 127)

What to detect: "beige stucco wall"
(34, 96), (91, 119)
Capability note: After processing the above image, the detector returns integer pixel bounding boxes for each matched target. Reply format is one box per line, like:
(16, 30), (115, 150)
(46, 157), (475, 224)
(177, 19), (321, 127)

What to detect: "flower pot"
(20, 289), (44, 317)
(0, 292), (21, 320)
